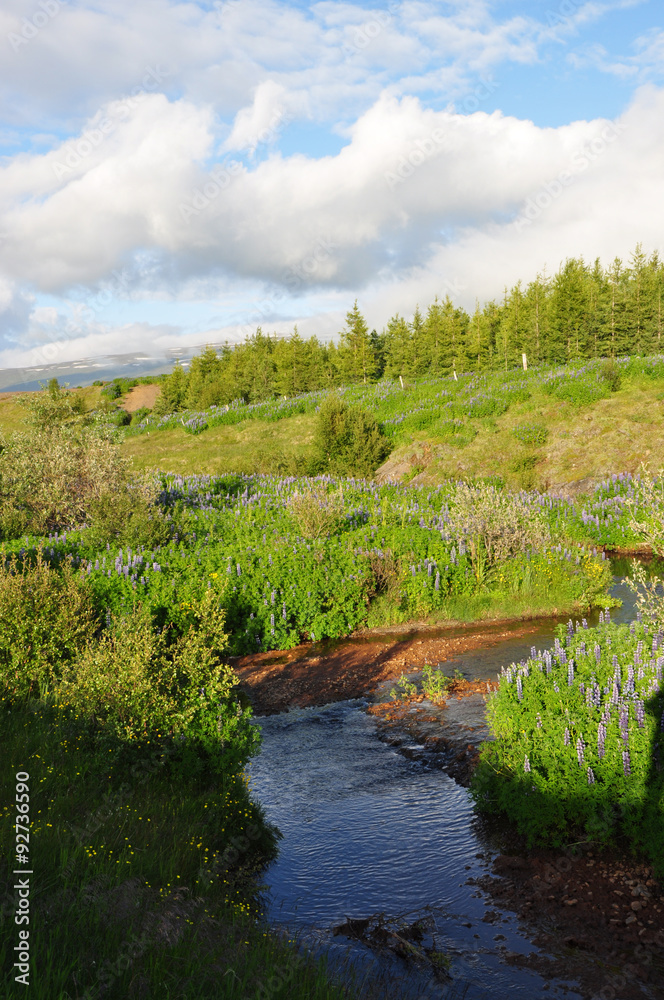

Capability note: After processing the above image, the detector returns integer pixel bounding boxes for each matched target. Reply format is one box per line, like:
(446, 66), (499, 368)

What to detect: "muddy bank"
(469, 846), (664, 999)
(232, 621), (543, 716)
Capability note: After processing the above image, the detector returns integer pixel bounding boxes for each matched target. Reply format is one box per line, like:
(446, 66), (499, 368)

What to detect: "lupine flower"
(635, 699), (645, 728)
(564, 727), (570, 746)
(568, 660), (574, 686)
(576, 737), (585, 766)
(619, 705), (629, 747)
(587, 767), (595, 785)
(623, 750), (631, 777)
(597, 723), (606, 759)
(516, 676), (523, 701)
(434, 571), (440, 591)
(524, 755), (531, 773)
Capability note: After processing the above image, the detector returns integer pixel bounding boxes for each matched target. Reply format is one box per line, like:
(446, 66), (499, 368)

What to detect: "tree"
(337, 301), (377, 384)
(153, 361), (188, 415)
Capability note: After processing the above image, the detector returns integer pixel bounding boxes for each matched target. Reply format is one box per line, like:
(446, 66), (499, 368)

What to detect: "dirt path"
(121, 384), (161, 411)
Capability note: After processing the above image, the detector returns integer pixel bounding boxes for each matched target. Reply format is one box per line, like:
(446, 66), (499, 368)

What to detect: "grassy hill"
(2, 356), (663, 491)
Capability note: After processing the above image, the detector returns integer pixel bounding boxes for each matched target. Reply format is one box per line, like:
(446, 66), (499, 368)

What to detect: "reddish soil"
(232, 623), (540, 716)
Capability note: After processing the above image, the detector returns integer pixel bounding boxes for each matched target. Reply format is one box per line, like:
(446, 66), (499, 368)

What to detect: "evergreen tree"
(153, 361), (188, 415)
(384, 314), (412, 379)
(337, 301), (377, 384)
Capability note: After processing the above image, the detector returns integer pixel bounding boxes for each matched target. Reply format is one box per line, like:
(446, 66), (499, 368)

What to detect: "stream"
(246, 561), (647, 1000)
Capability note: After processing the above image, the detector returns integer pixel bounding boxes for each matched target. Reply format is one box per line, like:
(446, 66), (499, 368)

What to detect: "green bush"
(470, 615), (664, 877)
(312, 395), (391, 477)
(599, 357), (622, 392)
(0, 549), (98, 700)
(58, 587), (259, 776)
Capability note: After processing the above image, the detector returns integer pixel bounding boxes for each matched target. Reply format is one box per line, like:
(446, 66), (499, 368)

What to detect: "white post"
(522, 352), (528, 371)
(453, 367), (458, 381)
(399, 375), (404, 389)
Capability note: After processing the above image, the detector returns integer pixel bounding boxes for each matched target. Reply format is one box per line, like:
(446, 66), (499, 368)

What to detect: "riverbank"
(232, 618), (547, 715)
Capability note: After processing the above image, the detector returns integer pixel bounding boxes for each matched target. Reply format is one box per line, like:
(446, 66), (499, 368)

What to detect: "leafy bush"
(18, 378), (85, 430)
(86, 473), (171, 548)
(446, 481), (551, 583)
(58, 587), (259, 776)
(312, 395), (391, 477)
(471, 614), (664, 877)
(0, 549), (98, 700)
(0, 426), (130, 538)
(599, 357), (622, 392)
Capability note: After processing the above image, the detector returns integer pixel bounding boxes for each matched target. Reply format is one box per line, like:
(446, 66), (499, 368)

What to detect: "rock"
(625, 914), (637, 925)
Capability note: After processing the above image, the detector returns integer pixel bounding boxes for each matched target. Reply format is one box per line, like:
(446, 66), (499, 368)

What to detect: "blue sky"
(0, 0), (663, 370)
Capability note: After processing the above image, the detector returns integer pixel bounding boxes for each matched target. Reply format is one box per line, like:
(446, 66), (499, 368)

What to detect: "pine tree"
(384, 314), (412, 379)
(337, 301), (377, 384)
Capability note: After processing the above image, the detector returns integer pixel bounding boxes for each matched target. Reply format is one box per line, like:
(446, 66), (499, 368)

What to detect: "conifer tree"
(337, 301), (377, 383)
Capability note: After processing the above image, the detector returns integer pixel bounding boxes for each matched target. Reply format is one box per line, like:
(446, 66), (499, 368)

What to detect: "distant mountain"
(0, 344), (228, 393)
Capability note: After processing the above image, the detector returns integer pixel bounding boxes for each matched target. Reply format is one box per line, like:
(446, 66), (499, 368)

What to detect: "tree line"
(154, 245), (664, 413)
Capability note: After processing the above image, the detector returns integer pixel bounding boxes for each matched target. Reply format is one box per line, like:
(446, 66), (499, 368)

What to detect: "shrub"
(446, 481), (551, 583)
(18, 379), (85, 430)
(58, 587), (259, 776)
(0, 426), (169, 544)
(599, 357), (622, 392)
(286, 484), (345, 540)
(0, 549), (98, 700)
(312, 396), (391, 477)
(86, 472), (172, 548)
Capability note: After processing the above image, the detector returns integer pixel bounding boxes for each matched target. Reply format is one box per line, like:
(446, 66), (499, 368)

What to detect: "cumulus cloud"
(2, 86), (659, 303)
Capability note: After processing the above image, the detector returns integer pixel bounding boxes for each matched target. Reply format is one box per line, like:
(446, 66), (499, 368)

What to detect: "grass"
(121, 414), (317, 476)
(394, 374), (664, 491)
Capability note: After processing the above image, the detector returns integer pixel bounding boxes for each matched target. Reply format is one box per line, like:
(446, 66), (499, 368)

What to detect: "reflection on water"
(246, 561), (652, 1000)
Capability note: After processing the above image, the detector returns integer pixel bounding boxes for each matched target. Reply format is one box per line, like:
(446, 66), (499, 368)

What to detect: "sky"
(1, 0), (663, 373)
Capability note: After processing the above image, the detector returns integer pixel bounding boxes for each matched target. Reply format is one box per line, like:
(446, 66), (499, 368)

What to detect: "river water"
(246, 563), (646, 1000)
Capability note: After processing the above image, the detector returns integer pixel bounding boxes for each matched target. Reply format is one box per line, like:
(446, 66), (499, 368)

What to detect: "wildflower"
(524, 755), (531, 773)
(597, 723), (606, 759)
(568, 660), (574, 686)
(516, 676), (523, 701)
(619, 705), (629, 748)
(635, 699), (645, 728)
(587, 767), (595, 785)
(536, 713), (542, 729)
(576, 737), (585, 766)
(594, 644), (601, 665)
(622, 750), (631, 777)
(564, 727), (570, 746)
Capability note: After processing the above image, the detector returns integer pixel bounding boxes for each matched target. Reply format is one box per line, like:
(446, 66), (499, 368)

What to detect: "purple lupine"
(568, 660), (574, 686)
(582, 618), (588, 629)
(531, 646), (537, 659)
(622, 750), (631, 777)
(635, 699), (645, 728)
(236, 563), (241, 576)
(576, 737), (585, 766)
(626, 666), (635, 694)
(564, 727), (571, 746)
(597, 723), (606, 759)
(553, 683), (559, 693)
(594, 644), (601, 665)
(516, 676), (523, 701)
(282, 602), (287, 621)
(524, 755), (531, 773)
(619, 705), (630, 747)
(536, 713), (542, 729)
(587, 767), (595, 785)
